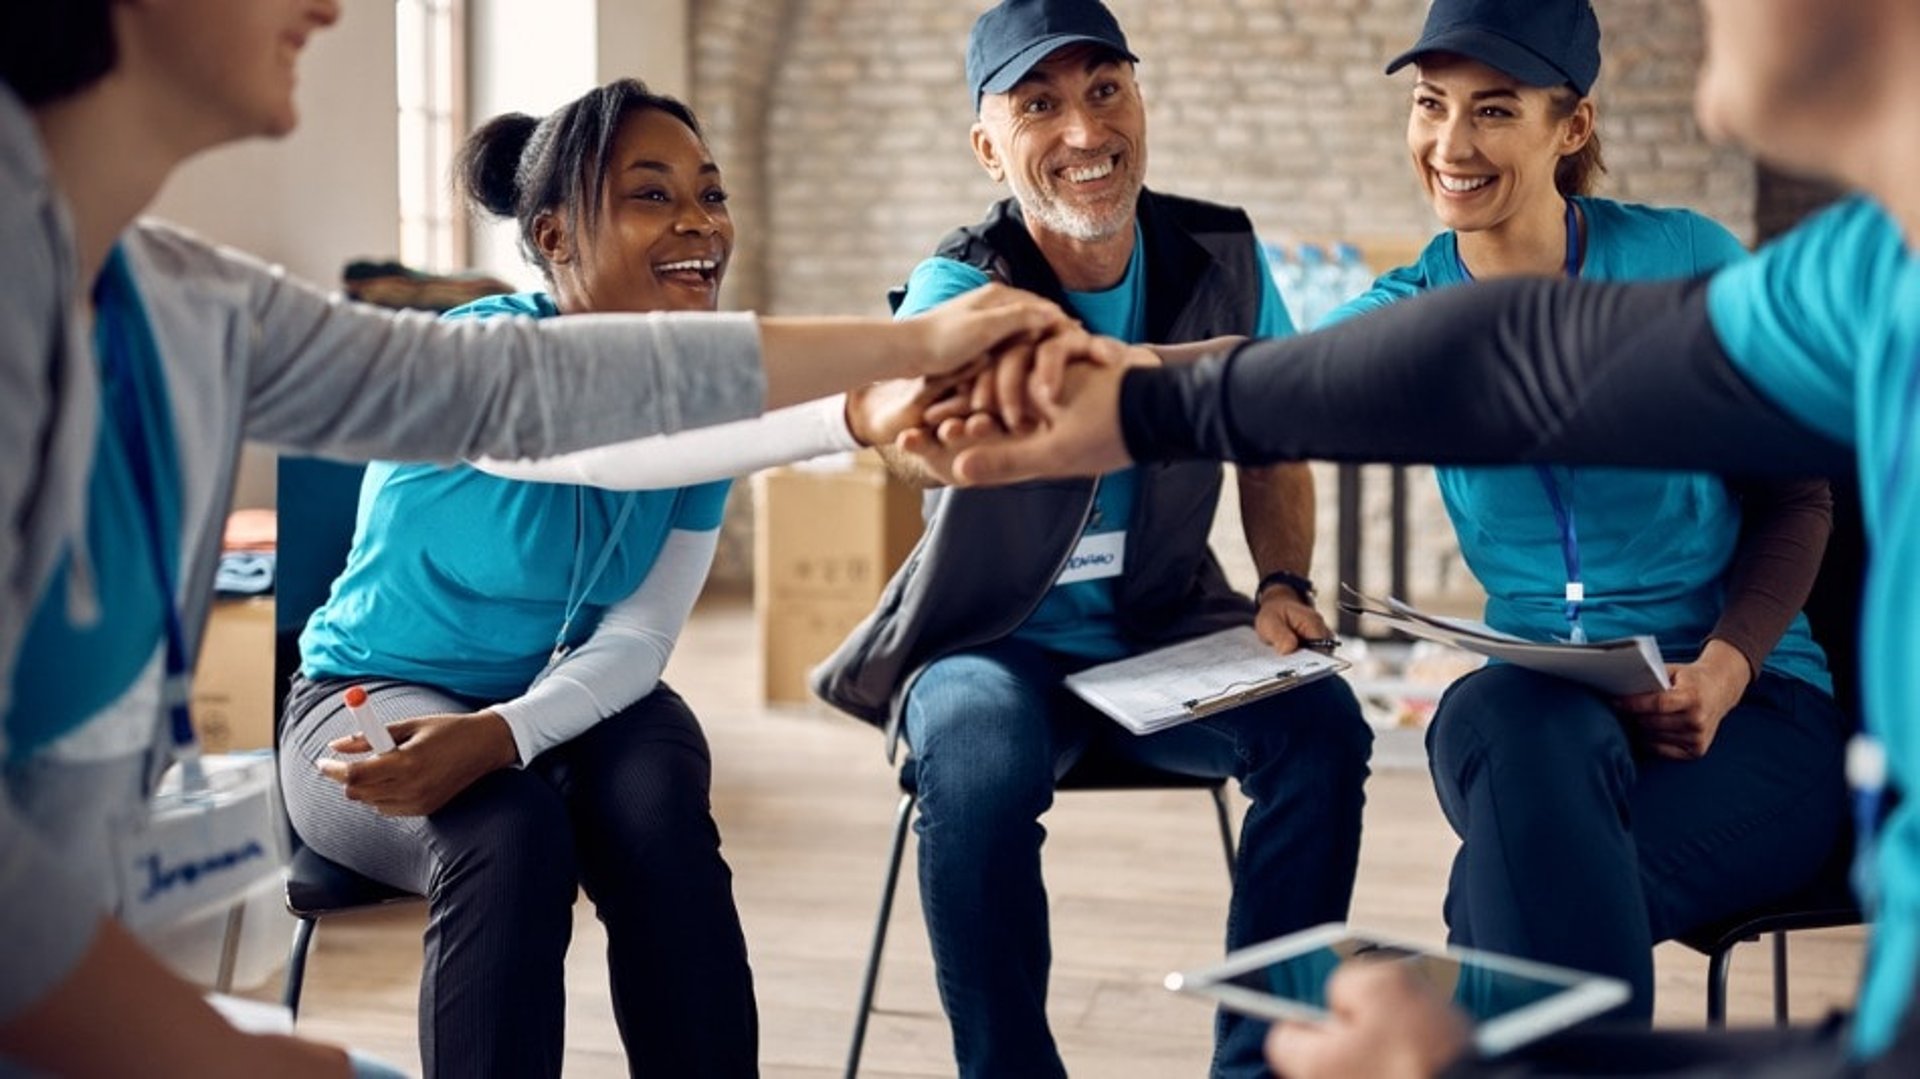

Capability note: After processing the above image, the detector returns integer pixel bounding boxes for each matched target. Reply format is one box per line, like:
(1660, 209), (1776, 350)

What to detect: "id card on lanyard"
(93, 247), (283, 930)
(1458, 203), (1589, 643)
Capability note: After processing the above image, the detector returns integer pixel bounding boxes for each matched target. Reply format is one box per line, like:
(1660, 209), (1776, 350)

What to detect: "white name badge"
(1057, 530), (1126, 585)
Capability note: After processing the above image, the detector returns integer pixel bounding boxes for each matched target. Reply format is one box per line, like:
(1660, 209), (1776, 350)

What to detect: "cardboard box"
(191, 597), (276, 753)
(753, 454), (926, 704)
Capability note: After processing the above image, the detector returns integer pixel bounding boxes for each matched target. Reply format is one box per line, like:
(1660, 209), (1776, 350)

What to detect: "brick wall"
(690, 0), (1758, 603)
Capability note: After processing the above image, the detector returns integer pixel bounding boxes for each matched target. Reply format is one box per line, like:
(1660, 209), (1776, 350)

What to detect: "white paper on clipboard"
(1065, 626), (1350, 735)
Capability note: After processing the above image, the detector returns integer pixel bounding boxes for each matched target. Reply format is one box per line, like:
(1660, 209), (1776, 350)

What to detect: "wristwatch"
(1256, 568), (1317, 604)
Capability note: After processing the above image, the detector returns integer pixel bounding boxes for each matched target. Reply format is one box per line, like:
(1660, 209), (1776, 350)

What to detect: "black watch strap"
(1256, 569), (1317, 603)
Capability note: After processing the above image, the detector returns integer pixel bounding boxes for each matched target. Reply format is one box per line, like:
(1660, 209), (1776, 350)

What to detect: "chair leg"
(215, 900), (247, 994)
(846, 790), (917, 1079)
(284, 916), (318, 1018)
(1772, 931), (1791, 1026)
(1209, 783), (1236, 886)
(1706, 945), (1733, 1028)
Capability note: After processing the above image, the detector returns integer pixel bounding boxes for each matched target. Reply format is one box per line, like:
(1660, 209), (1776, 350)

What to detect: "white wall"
(139, 2), (693, 506)
(599, 0), (689, 99)
(467, 0), (598, 288)
(146, 4), (402, 509)
(148, 5), (400, 288)
(466, 0), (689, 288)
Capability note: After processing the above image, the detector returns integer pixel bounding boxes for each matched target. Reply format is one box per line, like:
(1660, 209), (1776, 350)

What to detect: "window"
(396, 0), (465, 270)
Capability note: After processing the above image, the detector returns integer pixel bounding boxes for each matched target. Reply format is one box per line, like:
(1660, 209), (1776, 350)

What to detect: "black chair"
(1676, 478), (1870, 1027)
(1677, 858), (1864, 1027)
(844, 749), (1237, 1077)
(273, 456), (422, 1017)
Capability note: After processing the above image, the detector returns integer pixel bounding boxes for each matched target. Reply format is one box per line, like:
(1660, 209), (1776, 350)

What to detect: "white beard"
(1008, 169), (1140, 243)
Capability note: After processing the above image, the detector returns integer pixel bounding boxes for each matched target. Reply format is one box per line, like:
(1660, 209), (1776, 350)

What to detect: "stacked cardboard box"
(190, 597), (276, 753)
(753, 454), (925, 705)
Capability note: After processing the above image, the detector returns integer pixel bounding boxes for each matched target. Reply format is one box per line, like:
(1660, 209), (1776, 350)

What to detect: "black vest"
(815, 189), (1269, 742)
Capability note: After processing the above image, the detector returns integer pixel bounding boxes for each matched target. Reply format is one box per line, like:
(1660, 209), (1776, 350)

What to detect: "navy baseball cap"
(1385, 0), (1602, 96)
(966, 0), (1139, 112)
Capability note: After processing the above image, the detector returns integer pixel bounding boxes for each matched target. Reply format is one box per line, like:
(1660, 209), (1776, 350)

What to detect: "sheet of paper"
(207, 992), (293, 1034)
(1064, 626), (1349, 735)
(1341, 588), (1670, 696)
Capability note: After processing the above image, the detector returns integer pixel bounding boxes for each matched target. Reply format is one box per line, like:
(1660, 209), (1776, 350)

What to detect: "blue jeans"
(1429, 665), (1850, 1019)
(903, 637), (1373, 1079)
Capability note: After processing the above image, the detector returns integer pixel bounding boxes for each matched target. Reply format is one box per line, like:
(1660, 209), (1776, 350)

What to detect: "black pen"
(1300, 636), (1342, 654)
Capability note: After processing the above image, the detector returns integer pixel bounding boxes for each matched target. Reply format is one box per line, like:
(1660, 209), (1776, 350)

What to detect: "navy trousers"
(1429, 664), (1850, 1019)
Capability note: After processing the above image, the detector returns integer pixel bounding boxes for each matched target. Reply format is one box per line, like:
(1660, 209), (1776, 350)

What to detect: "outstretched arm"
(1120, 276), (1849, 477)
(951, 277), (1852, 487)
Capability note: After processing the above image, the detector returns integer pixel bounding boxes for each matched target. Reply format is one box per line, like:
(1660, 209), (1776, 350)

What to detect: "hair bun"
(455, 112), (539, 218)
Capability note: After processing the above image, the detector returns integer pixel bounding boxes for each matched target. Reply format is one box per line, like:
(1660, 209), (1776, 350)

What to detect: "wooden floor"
(273, 598), (1865, 1076)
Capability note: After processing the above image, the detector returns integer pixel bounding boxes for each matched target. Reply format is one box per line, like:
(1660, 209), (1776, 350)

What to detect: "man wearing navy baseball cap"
(816, 3), (1372, 1077)
(965, 0), (1139, 111)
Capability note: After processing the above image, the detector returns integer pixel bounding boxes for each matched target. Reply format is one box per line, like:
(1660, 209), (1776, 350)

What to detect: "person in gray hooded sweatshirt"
(0, 3), (1063, 1074)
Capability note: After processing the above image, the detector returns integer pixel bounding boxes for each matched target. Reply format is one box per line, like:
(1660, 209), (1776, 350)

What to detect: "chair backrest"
(1803, 475), (1867, 728)
(272, 456), (367, 733)
(272, 456), (366, 852)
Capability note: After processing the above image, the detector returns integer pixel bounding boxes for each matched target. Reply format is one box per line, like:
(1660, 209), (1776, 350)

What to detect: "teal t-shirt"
(1706, 196), (1920, 1057)
(894, 222), (1294, 659)
(1326, 197), (1830, 692)
(7, 247), (183, 761)
(299, 292), (731, 701)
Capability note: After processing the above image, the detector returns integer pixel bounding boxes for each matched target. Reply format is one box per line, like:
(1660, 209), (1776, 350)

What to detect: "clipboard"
(1182, 664), (1348, 719)
(1065, 627), (1352, 735)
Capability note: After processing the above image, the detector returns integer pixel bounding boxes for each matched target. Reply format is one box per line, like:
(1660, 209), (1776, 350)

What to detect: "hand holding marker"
(343, 685), (396, 754)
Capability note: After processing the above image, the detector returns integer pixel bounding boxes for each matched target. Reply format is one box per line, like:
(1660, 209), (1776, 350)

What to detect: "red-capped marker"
(343, 685), (396, 753)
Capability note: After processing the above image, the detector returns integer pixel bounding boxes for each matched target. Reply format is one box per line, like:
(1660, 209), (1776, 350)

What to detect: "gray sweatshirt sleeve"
(0, 225), (769, 1026)
(0, 165), (58, 733)
(0, 122), (110, 1024)
(137, 224), (770, 464)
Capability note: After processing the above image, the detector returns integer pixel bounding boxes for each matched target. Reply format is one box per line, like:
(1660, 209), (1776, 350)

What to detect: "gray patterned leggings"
(279, 674), (758, 1078)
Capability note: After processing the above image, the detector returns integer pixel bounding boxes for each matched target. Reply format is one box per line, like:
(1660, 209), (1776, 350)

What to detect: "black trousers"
(281, 675), (758, 1078)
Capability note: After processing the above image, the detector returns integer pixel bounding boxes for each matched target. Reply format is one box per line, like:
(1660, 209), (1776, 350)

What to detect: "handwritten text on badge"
(1057, 530), (1126, 585)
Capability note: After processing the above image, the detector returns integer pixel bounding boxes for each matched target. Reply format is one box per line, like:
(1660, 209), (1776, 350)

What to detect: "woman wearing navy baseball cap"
(1322, 0), (1848, 1022)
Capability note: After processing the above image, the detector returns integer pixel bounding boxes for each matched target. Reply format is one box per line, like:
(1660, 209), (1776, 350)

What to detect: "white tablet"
(1165, 922), (1630, 1057)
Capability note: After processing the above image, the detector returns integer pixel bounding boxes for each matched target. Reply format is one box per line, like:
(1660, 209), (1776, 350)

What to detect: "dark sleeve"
(1434, 1019), (1858, 1079)
(1118, 276), (1853, 481)
(1711, 477), (1833, 676)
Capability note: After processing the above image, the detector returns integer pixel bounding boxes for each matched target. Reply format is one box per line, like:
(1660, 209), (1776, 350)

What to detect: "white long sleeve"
(489, 527), (718, 763)
(471, 394), (860, 490)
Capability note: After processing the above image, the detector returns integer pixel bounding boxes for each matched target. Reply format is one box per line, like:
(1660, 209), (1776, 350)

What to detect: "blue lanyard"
(1457, 202), (1589, 642)
(1451, 199), (1584, 282)
(1848, 734), (1887, 913)
(94, 248), (202, 775)
(550, 491), (638, 665)
(1533, 466), (1587, 643)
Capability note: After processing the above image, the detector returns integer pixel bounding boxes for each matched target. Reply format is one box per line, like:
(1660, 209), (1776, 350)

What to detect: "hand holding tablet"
(1167, 923), (1627, 1059)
